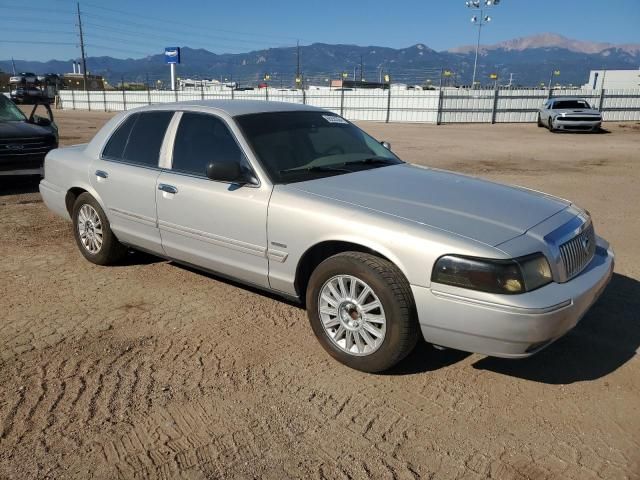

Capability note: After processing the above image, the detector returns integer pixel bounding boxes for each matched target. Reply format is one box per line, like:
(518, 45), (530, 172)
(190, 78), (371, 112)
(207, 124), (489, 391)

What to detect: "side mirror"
(32, 115), (52, 127)
(381, 141), (391, 150)
(206, 161), (257, 185)
(206, 161), (241, 182)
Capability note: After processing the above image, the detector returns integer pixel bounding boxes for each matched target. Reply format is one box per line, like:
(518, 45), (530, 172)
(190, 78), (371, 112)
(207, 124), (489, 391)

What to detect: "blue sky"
(1, 0), (638, 61)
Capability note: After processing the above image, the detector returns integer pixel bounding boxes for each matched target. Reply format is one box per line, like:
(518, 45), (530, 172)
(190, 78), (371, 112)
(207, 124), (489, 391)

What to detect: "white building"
(584, 69), (640, 90)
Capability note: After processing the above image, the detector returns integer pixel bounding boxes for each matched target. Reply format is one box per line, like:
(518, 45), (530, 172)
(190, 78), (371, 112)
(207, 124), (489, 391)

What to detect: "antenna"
(296, 40), (301, 88)
(76, 2), (88, 90)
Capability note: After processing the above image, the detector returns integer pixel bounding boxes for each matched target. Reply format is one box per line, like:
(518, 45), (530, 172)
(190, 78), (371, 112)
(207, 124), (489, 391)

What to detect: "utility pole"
(11, 57), (16, 75)
(76, 2), (88, 90)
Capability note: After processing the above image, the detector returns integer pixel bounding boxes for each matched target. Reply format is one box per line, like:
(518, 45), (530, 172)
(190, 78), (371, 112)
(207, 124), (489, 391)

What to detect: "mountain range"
(1, 34), (638, 87)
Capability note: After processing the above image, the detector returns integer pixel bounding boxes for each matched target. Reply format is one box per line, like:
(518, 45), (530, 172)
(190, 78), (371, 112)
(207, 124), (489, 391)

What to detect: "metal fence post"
(302, 89), (306, 105)
(340, 88), (345, 117)
(599, 88), (606, 112)
(265, 87), (269, 101)
(71, 88), (76, 110)
(200, 81), (205, 100)
(491, 87), (499, 124)
(122, 86), (127, 111)
(231, 88), (235, 100)
(87, 90), (91, 111)
(103, 87), (107, 112)
(385, 86), (391, 123)
(174, 87), (178, 102)
(436, 88), (444, 125)
(547, 86), (553, 100)
(148, 83), (152, 105)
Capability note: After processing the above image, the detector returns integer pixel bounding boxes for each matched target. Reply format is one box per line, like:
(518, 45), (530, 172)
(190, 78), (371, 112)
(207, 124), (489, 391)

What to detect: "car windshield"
(235, 111), (403, 184)
(553, 100), (591, 109)
(0, 95), (26, 122)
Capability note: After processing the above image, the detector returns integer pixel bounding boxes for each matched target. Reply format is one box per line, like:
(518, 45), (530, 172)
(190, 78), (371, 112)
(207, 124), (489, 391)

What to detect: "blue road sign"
(165, 47), (181, 64)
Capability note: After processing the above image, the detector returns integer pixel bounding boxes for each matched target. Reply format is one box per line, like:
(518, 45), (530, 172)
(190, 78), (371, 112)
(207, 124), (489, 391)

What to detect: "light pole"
(466, 0), (500, 89)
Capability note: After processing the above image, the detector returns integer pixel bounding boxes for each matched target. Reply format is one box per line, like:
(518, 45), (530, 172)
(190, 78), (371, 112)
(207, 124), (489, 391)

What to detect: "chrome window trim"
(159, 112), (182, 169)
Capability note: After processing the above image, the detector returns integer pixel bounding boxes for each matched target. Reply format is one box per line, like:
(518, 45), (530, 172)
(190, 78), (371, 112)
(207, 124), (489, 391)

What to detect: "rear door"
(90, 110), (174, 254)
(155, 111), (272, 288)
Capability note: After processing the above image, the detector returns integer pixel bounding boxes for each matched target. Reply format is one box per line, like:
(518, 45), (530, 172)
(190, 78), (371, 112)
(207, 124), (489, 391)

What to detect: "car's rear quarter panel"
(40, 145), (94, 220)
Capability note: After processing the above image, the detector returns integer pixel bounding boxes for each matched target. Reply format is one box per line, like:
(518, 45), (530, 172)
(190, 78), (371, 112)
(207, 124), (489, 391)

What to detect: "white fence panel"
(389, 90), (439, 123)
(341, 90), (386, 121)
(305, 90), (342, 115)
(440, 89), (494, 123)
(57, 88), (640, 124)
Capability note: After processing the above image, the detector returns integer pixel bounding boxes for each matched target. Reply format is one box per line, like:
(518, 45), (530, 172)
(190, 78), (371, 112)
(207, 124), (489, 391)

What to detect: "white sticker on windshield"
(322, 115), (348, 124)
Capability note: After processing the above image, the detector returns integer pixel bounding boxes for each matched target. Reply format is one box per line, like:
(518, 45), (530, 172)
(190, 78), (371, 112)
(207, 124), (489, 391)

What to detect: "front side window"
(171, 112), (246, 177)
(235, 111), (402, 184)
(103, 111), (173, 167)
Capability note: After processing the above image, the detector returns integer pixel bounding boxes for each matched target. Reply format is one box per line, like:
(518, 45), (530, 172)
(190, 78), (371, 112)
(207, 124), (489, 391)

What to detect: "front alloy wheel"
(306, 252), (418, 373)
(319, 275), (387, 356)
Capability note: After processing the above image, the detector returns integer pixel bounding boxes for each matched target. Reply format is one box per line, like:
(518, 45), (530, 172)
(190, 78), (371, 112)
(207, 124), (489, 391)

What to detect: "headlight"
(431, 253), (552, 294)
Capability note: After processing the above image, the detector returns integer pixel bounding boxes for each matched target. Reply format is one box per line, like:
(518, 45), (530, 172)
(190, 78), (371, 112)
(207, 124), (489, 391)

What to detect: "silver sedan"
(538, 97), (602, 132)
(40, 101), (614, 372)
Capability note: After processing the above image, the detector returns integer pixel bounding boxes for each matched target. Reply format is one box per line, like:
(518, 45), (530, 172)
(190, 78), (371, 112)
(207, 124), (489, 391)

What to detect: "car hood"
(289, 164), (570, 246)
(0, 120), (54, 139)
(553, 108), (601, 115)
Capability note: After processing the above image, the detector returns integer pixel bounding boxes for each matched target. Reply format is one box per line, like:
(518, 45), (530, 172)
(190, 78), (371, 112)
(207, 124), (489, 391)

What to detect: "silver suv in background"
(538, 98), (602, 132)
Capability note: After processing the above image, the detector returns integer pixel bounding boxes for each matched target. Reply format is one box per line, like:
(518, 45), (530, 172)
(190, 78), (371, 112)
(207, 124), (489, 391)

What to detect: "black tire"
(306, 252), (418, 373)
(72, 192), (127, 265)
(537, 114), (544, 127)
(548, 116), (556, 132)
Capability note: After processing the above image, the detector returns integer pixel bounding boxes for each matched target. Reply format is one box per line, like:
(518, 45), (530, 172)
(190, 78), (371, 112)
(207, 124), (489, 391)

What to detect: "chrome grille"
(0, 137), (55, 157)
(559, 223), (596, 279)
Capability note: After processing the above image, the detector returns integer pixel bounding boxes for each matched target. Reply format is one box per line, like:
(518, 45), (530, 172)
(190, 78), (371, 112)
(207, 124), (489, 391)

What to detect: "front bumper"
(554, 118), (601, 131)
(413, 238), (614, 358)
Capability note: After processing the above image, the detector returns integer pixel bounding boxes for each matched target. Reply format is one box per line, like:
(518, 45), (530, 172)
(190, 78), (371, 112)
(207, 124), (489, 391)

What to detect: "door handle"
(158, 184), (178, 194)
(95, 170), (108, 179)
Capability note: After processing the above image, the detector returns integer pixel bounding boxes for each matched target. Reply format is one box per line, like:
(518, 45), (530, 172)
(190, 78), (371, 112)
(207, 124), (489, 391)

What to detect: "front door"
(156, 111), (271, 288)
(90, 110), (174, 254)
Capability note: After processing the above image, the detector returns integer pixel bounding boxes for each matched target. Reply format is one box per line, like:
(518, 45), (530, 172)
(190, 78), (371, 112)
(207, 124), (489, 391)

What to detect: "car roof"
(136, 99), (325, 117)
(550, 97), (589, 102)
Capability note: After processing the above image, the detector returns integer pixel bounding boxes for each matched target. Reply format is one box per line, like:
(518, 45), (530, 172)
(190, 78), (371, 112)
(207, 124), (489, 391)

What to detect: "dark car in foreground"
(0, 95), (58, 177)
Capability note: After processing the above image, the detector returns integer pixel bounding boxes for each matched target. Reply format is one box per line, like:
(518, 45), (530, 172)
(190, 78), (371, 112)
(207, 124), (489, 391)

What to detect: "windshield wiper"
(279, 165), (352, 175)
(342, 157), (398, 167)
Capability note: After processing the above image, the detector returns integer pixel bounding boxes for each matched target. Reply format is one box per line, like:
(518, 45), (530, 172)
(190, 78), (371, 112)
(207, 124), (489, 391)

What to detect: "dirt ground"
(1, 109), (639, 480)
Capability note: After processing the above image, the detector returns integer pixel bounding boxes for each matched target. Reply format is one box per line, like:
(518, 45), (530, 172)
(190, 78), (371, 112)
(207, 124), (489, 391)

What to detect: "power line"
(0, 40), (76, 46)
(77, 1), (307, 43)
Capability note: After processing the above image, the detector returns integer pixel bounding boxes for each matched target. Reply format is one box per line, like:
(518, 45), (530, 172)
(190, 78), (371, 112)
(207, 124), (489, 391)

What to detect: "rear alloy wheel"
(72, 192), (127, 265)
(306, 252), (418, 373)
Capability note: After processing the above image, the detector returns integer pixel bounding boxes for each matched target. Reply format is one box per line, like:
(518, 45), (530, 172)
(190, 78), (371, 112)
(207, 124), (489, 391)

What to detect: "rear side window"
(102, 114), (137, 159)
(171, 112), (245, 177)
(103, 111), (173, 167)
